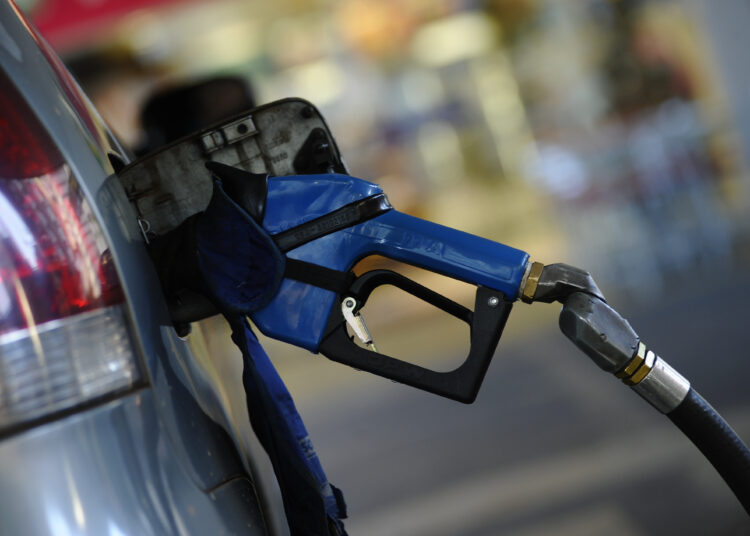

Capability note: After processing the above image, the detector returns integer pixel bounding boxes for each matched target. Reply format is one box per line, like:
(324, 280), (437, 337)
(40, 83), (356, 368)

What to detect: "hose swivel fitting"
(520, 262), (604, 304)
(559, 292), (690, 414)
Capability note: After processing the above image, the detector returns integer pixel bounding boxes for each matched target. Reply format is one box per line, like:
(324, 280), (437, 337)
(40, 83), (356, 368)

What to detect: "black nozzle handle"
(319, 270), (512, 403)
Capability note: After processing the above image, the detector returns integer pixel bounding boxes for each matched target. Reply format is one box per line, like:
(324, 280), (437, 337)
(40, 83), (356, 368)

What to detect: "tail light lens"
(0, 70), (141, 431)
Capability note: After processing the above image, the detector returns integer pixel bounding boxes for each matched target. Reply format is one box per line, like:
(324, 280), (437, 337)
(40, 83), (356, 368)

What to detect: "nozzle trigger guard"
(319, 269), (513, 403)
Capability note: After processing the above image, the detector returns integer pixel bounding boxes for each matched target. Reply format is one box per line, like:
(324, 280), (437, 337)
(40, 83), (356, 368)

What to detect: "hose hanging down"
(668, 389), (750, 515)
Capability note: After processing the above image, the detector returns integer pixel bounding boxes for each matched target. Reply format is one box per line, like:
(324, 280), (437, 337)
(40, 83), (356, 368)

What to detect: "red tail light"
(0, 69), (123, 333)
(0, 69), (140, 431)
(0, 72), (61, 179)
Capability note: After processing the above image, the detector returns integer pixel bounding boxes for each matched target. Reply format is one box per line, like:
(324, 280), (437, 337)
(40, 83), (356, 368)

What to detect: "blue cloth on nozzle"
(194, 180), (347, 535)
(195, 179), (285, 314)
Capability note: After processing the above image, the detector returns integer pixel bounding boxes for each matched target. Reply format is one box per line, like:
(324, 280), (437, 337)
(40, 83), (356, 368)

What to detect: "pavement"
(255, 268), (750, 535)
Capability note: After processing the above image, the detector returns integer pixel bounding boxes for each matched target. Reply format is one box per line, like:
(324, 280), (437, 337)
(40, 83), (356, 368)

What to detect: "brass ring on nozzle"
(521, 261), (544, 303)
(624, 349), (656, 386)
(615, 342), (647, 380)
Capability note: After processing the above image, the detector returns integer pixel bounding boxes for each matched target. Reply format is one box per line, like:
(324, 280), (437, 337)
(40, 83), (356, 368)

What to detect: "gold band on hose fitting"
(624, 350), (655, 385)
(615, 341), (656, 386)
(615, 342), (646, 379)
(521, 262), (544, 303)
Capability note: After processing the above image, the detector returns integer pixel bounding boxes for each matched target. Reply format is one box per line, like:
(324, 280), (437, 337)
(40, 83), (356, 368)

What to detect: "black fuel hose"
(668, 388), (750, 515)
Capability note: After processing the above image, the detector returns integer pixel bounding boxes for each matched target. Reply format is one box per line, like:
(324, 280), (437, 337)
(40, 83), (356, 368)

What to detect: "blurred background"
(22, 0), (750, 533)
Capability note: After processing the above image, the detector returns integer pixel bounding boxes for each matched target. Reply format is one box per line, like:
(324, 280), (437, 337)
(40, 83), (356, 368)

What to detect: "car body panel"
(0, 2), (286, 534)
(0, 390), (266, 536)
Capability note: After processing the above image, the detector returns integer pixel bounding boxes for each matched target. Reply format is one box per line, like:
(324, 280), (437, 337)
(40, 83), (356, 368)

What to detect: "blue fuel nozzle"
(205, 163), (529, 402)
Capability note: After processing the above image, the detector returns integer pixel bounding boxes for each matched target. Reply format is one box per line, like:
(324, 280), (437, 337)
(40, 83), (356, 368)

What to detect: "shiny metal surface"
(342, 297), (375, 347)
(615, 341), (647, 379)
(623, 347), (655, 386)
(558, 289), (691, 414)
(559, 292), (639, 373)
(632, 356), (691, 414)
(533, 263), (604, 304)
(520, 261), (543, 303)
(0, 391), (266, 535)
(0, 4), (287, 534)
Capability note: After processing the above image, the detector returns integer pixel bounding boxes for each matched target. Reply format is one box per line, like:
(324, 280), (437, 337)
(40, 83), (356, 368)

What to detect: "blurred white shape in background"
(524, 143), (589, 200)
(400, 69), (444, 114)
(411, 12), (497, 68)
(416, 121), (464, 186)
(279, 59), (346, 108)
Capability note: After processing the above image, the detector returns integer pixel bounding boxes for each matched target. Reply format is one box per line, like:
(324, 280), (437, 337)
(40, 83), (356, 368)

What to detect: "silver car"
(0, 3), (286, 534)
